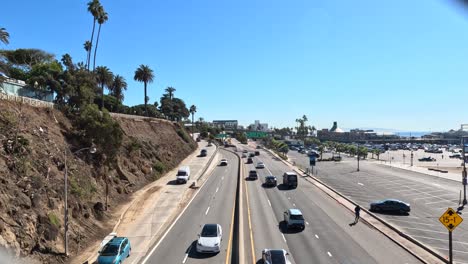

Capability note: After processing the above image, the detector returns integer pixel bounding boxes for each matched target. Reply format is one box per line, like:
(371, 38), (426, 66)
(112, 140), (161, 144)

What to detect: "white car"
(220, 159), (228, 166)
(197, 224), (222, 253)
(256, 162), (265, 169)
(262, 249), (291, 264)
(99, 232), (117, 251)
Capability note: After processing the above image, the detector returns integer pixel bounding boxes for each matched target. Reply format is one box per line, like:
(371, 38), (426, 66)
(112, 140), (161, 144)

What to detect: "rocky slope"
(0, 100), (197, 263)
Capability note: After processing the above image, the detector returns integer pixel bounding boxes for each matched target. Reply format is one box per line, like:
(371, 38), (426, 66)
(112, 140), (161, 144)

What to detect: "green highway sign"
(246, 131), (268, 139)
(215, 134), (227, 139)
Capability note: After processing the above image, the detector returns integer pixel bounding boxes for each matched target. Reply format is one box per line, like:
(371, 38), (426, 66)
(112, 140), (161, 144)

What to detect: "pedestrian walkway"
(72, 141), (220, 264)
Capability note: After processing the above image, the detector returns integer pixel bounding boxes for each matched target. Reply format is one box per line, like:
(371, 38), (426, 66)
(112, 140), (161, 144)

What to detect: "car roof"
(288, 209), (302, 215)
(266, 175), (276, 178)
(284, 172), (296, 176)
(108, 237), (126, 245)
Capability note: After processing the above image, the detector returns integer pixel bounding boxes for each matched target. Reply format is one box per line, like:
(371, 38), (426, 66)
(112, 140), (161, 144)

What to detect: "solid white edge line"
(267, 199), (272, 207)
(205, 206), (210, 215)
(315, 234), (319, 239)
(327, 251), (332, 257)
(182, 253), (189, 263)
(140, 156), (217, 264)
(281, 234), (286, 242)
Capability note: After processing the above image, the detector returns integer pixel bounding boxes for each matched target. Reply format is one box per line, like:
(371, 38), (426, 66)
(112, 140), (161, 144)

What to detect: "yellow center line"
(244, 167), (256, 264)
(225, 196), (236, 264)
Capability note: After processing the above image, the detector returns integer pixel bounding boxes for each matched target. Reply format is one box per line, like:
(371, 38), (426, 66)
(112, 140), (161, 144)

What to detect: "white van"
(176, 166), (191, 184)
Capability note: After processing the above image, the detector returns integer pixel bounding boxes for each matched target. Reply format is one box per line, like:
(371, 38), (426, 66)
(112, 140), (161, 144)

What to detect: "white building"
(249, 120), (269, 132)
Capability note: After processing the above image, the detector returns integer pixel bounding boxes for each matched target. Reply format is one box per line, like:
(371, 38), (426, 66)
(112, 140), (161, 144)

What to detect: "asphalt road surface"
(289, 150), (468, 263)
(238, 145), (422, 264)
(142, 149), (238, 264)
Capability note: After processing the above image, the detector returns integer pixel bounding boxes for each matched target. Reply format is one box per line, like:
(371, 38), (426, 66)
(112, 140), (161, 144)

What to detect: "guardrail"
(0, 92), (54, 108)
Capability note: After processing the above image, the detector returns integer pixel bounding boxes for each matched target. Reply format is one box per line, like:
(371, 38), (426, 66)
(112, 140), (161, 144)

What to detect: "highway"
(289, 150), (468, 263)
(142, 149), (238, 264)
(238, 144), (422, 264)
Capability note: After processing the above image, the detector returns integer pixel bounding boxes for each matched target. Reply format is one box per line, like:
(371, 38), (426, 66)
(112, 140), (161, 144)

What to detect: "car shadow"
(245, 177), (257, 181)
(262, 183), (277, 188)
(167, 180), (180, 185)
(277, 184), (294, 191)
(278, 221), (304, 234)
(187, 240), (219, 259)
(370, 209), (410, 216)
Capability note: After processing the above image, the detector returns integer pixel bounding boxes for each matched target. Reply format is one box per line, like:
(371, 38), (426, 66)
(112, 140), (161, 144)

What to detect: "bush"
(126, 137), (142, 153)
(153, 160), (166, 174)
(48, 212), (60, 227)
(176, 128), (192, 143)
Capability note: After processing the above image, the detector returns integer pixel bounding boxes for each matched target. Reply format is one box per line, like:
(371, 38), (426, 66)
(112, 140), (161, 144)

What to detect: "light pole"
(410, 150), (414, 167)
(357, 154), (360, 172)
(64, 146), (96, 256)
(462, 136), (467, 205)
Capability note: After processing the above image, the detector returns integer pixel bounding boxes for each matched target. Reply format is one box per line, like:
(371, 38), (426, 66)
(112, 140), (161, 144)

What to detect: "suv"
(283, 209), (305, 230)
(247, 157), (253, 164)
(248, 170), (258, 180)
(264, 176), (277, 187)
(97, 237), (131, 264)
(200, 149), (208, 157)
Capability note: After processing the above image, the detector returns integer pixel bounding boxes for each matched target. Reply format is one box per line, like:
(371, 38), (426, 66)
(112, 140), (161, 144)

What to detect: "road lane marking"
(225, 174), (237, 264)
(244, 176), (256, 264)
(216, 187), (219, 193)
(411, 235), (468, 245)
(182, 253), (189, 263)
(327, 252), (332, 257)
(357, 182), (364, 186)
(222, 176), (224, 180)
(388, 219), (436, 226)
(288, 197), (291, 200)
(205, 207), (210, 215)
(306, 222), (309, 225)
(281, 234), (286, 242)
(292, 203), (296, 207)
(430, 246), (468, 254)
(315, 234), (319, 239)
(267, 199), (271, 207)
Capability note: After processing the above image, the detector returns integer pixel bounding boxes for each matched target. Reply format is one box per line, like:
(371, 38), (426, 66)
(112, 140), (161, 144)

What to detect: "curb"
(263, 148), (446, 264)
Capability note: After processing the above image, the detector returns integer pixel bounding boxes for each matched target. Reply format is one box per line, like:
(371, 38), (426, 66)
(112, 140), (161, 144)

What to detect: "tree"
(295, 115), (312, 141)
(0, 27), (9, 45)
(87, 0), (101, 71)
(110, 75), (127, 103)
(95, 66), (113, 109)
(92, 8), (108, 71)
(134, 64), (154, 116)
(189, 105), (196, 134)
(165, 87), (176, 100)
(83, 41), (91, 69)
(27, 60), (63, 100)
(1, 49), (55, 71)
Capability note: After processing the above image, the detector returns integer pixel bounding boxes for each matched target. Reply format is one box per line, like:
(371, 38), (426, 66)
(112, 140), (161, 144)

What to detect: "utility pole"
(462, 136), (467, 205)
(411, 150), (414, 167)
(357, 153), (360, 172)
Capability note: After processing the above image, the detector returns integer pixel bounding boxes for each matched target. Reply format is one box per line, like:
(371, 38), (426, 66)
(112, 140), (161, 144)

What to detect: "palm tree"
(110, 75), (127, 103)
(165, 87), (176, 100)
(87, 0), (101, 71)
(134, 65), (154, 116)
(95, 66), (114, 109)
(189, 105), (197, 134)
(0, 27), (9, 45)
(83, 41), (91, 68)
(92, 8), (108, 71)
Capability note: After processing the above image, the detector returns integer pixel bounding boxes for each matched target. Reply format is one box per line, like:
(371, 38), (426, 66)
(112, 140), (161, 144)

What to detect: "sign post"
(439, 207), (464, 263)
(462, 136), (468, 205)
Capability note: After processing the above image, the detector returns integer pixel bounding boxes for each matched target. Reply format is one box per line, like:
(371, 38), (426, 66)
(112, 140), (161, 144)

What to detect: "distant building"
(0, 76), (54, 102)
(249, 120), (269, 132)
(318, 121), (393, 142)
(212, 120), (238, 130)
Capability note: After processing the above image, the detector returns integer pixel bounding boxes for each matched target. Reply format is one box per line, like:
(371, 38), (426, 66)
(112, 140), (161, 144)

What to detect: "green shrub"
(176, 128), (192, 143)
(153, 160), (166, 174)
(127, 137), (142, 153)
(48, 212), (60, 227)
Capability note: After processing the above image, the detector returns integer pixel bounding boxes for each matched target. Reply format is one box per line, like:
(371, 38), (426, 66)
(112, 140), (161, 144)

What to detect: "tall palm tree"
(83, 41), (91, 68)
(110, 75), (127, 103)
(87, 0), (101, 71)
(165, 87), (176, 100)
(93, 9), (108, 71)
(134, 65), (154, 116)
(189, 105), (197, 134)
(95, 66), (114, 109)
(0, 27), (9, 45)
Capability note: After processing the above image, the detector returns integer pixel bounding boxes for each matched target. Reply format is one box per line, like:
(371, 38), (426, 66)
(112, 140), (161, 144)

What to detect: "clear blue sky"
(2, 0), (468, 131)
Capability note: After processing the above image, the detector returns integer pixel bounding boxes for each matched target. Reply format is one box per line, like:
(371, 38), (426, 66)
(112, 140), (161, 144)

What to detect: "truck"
(282, 172), (297, 189)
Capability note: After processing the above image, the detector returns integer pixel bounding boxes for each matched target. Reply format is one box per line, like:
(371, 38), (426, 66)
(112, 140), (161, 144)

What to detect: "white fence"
(0, 92), (54, 108)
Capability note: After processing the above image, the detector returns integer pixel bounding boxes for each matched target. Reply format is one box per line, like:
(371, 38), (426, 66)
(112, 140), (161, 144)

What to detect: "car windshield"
(201, 225), (217, 237)
(269, 250), (286, 264)
(100, 244), (119, 256)
(177, 171), (187, 176)
(290, 214), (304, 220)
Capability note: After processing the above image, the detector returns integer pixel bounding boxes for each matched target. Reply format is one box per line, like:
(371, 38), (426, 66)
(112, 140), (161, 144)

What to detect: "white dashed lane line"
(205, 207), (210, 215)
(357, 182), (364, 186)
(182, 253), (188, 263)
(315, 234), (319, 239)
(306, 222), (309, 225)
(267, 200), (272, 207)
(327, 252), (332, 257)
(281, 234), (287, 242)
(292, 203), (296, 207)
(215, 187), (219, 193)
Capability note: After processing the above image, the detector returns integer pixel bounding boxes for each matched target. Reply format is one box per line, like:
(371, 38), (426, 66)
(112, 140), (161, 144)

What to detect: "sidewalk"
(73, 141), (220, 264)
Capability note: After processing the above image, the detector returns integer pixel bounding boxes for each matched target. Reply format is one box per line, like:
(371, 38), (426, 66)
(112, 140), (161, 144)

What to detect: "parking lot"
(289, 150), (468, 263)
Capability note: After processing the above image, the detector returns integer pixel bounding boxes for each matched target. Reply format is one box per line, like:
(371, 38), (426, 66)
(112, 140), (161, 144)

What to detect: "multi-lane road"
(289, 150), (468, 263)
(140, 145), (423, 264)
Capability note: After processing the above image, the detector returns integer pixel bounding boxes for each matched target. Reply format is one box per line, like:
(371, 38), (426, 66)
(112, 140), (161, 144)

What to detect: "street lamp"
(64, 146), (96, 256)
(462, 136), (467, 205)
(410, 150), (414, 167)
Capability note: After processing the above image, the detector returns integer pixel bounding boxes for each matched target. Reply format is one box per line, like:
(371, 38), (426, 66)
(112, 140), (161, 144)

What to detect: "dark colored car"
(418, 157), (436, 162)
(255, 151), (260, 156)
(264, 176), (277, 187)
(249, 152), (255, 158)
(248, 170), (258, 180)
(247, 157), (253, 164)
(370, 199), (411, 214)
(200, 149), (208, 157)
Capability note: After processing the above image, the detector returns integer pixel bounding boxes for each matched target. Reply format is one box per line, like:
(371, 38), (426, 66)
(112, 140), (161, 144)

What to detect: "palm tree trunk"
(144, 82), (148, 116)
(88, 19), (96, 71)
(93, 23), (102, 71)
(101, 82), (104, 110)
(191, 113), (194, 135)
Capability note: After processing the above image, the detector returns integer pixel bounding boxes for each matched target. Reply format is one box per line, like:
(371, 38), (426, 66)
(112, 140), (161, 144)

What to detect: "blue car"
(97, 237), (131, 264)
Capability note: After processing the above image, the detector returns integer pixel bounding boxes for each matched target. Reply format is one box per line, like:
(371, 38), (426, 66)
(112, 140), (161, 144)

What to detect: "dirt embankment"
(0, 100), (197, 263)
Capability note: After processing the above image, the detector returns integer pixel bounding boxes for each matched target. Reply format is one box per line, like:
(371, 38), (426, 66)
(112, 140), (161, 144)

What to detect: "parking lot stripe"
(430, 246), (468, 254)
(388, 219), (437, 226)
(411, 235), (468, 245)
(401, 227), (446, 234)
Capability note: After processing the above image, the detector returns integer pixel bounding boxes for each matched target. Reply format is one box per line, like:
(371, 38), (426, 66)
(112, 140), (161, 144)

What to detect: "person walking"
(349, 205), (361, 226)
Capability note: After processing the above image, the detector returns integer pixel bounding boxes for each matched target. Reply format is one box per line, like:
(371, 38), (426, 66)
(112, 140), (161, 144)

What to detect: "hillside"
(0, 100), (197, 263)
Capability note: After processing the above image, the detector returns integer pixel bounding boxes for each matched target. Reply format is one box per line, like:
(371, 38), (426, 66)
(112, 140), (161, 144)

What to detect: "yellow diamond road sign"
(439, 207), (463, 232)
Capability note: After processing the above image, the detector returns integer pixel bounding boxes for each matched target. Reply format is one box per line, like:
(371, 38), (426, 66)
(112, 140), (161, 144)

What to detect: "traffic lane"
(144, 150), (238, 264)
(243, 162), (293, 263)
(295, 155), (468, 260)
(258, 154), (423, 264)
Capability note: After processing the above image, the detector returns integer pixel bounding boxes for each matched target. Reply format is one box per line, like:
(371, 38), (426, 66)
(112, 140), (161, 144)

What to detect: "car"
(264, 175), (277, 187)
(418, 157), (436, 162)
(243, 150), (248, 153)
(97, 237), (131, 264)
(256, 162), (265, 169)
(241, 153), (247, 158)
(200, 149), (208, 157)
(196, 224), (222, 253)
(256, 145), (261, 149)
(262, 249), (291, 264)
(283, 209), (305, 230)
(248, 170), (258, 180)
(220, 159), (228, 166)
(249, 152), (255, 158)
(207, 143), (213, 147)
(370, 199), (411, 214)
(450, 153), (462, 159)
(99, 232), (117, 252)
(247, 157), (253, 164)
(196, 137), (201, 142)
(255, 151), (260, 156)
(176, 166), (191, 184)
